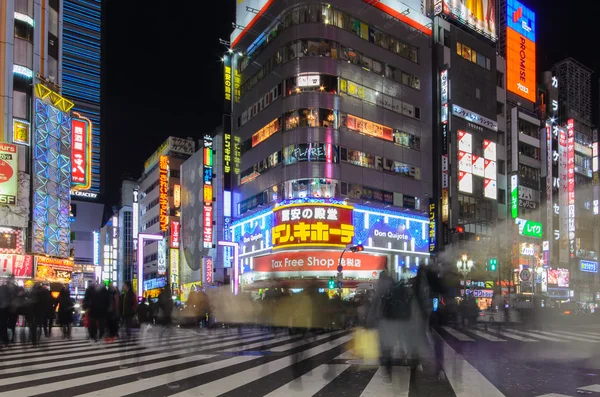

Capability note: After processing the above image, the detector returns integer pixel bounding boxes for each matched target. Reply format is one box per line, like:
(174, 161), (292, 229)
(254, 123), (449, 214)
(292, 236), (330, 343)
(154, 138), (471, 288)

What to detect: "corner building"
(227, 0), (433, 288)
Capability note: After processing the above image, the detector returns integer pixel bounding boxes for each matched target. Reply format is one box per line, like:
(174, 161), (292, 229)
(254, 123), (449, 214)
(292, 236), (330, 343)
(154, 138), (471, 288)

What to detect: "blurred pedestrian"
(137, 298), (149, 324)
(157, 286), (173, 344)
(0, 279), (13, 347)
(84, 282), (109, 342)
(120, 281), (136, 340)
(106, 284), (120, 343)
(29, 282), (47, 345)
(57, 285), (73, 339)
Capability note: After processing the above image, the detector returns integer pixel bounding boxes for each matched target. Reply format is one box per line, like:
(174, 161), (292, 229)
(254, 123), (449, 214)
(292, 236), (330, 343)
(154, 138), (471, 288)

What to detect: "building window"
(498, 189), (506, 204)
(497, 71), (504, 88)
(497, 101), (504, 115)
(456, 42), (490, 70)
(13, 90), (27, 119)
(475, 88), (481, 100)
(498, 160), (505, 175)
(13, 38), (33, 68)
(518, 119), (540, 139)
(518, 142), (540, 160)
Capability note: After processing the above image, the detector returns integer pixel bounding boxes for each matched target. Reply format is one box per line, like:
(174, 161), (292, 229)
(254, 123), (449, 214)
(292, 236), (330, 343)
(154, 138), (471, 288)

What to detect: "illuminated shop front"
(230, 198), (430, 290)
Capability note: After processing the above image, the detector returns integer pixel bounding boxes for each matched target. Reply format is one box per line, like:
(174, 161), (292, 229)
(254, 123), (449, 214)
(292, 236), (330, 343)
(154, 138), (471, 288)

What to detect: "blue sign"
(143, 277), (167, 291)
(580, 260), (598, 273)
(352, 205), (429, 255)
(507, 0), (536, 42)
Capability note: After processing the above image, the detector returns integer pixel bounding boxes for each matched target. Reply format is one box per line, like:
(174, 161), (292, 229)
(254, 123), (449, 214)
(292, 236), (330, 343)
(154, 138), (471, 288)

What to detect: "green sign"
(511, 175), (518, 219)
(517, 218), (543, 238)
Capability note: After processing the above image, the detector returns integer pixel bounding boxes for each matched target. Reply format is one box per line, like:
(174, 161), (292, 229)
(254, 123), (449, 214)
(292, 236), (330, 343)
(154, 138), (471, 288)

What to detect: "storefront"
(230, 198), (430, 293)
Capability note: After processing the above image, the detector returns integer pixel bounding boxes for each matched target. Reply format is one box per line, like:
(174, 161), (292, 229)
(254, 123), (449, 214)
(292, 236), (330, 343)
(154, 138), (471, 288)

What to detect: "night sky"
(101, 0), (597, 207)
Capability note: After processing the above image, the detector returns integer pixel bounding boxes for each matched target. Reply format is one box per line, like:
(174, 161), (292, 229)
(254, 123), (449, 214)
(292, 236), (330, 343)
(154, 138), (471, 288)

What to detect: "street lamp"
(457, 254), (474, 297)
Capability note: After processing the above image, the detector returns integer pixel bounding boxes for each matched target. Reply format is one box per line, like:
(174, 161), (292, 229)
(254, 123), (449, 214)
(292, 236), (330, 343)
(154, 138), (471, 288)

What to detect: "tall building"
(0, 1), (78, 285)
(118, 179), (137, 286)
(137, 136), (194, 289)
(432, 0), (505, 293)
(222, 0), (433, 292)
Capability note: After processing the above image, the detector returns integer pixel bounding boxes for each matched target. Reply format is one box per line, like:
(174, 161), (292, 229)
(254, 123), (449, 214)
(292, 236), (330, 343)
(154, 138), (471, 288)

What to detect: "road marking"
(437, 332), (506, 397)
(552, 330), (600, 341)
(264, 364), (350, 396)
(534, 330), (600, 343)
(504, 329), (565, 342)
(494, 331), (538, 342)
(270, 330), (347, 352)
(442, 326), (475, 342)
(579, 384), (600, 392)
(468, 329), (506, 342)
(360, 366), (410, 397)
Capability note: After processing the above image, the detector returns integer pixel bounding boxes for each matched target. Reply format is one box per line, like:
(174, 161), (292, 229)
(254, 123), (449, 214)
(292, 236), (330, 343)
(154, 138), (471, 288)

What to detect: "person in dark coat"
(28, 283), (47, 345)
(106, 285), (120, 342)
(57, 285), (74, 339)
(84, 282), (109, 342)
(137, 298), (149, 324)
(120, 281), (136, 339)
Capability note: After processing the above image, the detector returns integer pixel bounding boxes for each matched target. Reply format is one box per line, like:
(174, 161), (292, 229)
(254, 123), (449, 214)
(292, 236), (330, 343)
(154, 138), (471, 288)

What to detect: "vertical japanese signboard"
(204, 256), (213, 283)
(71, 116), (92, 190)
(558, 126), (568, 264)
(429, 199), (436, 253)
(506, 0), (536, 102)
(0, 143), (18, 205)
(157, 239), (167, 275)
(159, 156), (169, 231)
(511, 175), (519, 219)
(223, 118), (232, 192)
(223, 54), (232, 112)
(170, 220), (180, 248)
(567, 119), (575, 258)
(440, 69), (449, 240)
(203, 136), (214, 249)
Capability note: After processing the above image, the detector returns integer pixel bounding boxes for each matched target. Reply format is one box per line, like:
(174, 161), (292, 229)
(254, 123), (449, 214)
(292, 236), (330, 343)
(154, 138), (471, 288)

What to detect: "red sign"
(272, 203), (354, 249)
(203, 206), (213, 248)
(159, 156), (169, 231)
(170, 220), (180, 248)
(0, 254), (33, 278)
(346, 114), (393, 142)
(252, 251), (386, 274)
(71, 118), (90, 189)
(205, 257), (213, 283)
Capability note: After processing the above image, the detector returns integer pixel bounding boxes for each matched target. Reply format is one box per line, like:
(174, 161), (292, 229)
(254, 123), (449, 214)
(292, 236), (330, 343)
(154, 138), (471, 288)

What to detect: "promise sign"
(159, 156), (169, 231)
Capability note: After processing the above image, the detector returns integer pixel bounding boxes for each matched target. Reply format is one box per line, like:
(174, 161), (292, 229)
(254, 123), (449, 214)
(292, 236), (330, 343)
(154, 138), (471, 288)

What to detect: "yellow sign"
(144, 289), (161, 299)
(35, 84), (74, 112)
(159, 156), (169, 231)
(252, 118), (280, 147)
(203, 184), (213, 204)
(224, 133), (231, 175)
(170, 249), (179, 286)
(13, 119), (30, 145)
(224, 64), (232, 102)
(173, 184), (181, 208)
(441, 189), (449, 223)
(234, 69), (241, 103)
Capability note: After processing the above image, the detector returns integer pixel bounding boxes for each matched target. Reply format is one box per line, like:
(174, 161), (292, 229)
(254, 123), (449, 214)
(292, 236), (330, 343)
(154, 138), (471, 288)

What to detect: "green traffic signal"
(489, 258), (497, 272)
(328, 278), (335, 289)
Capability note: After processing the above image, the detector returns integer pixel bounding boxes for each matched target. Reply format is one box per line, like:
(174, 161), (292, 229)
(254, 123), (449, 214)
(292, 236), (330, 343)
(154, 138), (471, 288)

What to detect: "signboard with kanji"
(271, 202), (354, 249)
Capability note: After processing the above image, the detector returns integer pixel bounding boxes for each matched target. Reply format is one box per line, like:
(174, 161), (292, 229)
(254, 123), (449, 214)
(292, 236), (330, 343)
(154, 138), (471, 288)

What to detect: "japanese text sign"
(272, 203), (354, 249)
(0, 143), (18, 205)
(159, 156), (169, 231)
(170, 220), (180, 248)
(71, 117), (91, 189)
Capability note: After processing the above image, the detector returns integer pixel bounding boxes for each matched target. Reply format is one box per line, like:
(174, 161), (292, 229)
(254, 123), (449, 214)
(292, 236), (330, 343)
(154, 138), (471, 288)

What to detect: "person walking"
(120, 282), (136, 341)
(57, 285), (74, 339)
(106, 284), (120, 343)
(84, 282), (109, 342)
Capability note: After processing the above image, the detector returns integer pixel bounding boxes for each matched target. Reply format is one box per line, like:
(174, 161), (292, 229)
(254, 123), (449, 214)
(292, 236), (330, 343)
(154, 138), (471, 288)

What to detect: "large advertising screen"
(438, 0), (496, 41)
(506, 0), (536, 102)
(35, 256), (73, 283)
(0, 143), (18, 205)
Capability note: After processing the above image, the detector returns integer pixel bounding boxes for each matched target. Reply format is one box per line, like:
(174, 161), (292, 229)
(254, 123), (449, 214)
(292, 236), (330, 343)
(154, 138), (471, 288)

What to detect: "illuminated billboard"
(203, 135), (214, 249)
(231, 0), (274, 47)
(170, 220), (180, 248)
(12, 119), (30, 146)
(159, 156), (169, 231)
(252, 118), (280, 147)
(506, 0), (536, 102)
(437, 0), (496, 41)
(35, 256), (74, 283)
(346, 115), (393, 142)
(567, 119), (575, 257)
(272, 200), (354, 249)
(32, 98), (71, 257)
(362, 0), (432, 36)
(0, 144), (18, 205)
(0, 254), (33, 278)
(71, 115), (92, 190)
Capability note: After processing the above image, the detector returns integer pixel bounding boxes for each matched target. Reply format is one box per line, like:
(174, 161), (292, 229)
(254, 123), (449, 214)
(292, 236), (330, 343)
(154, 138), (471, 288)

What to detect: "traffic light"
(349, 244), (364, 252)
(489, 258), (498, 272)
(328, 277), (335, 289)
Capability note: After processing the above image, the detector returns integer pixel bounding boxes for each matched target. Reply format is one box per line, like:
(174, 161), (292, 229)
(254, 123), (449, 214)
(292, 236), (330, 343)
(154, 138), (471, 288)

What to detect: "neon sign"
(71, 114), (92, 190)
(567, 119), (575, 257)
(159, 156), (169, 231)
(272, 201), (354, 249)
(203, 135), (214, 249)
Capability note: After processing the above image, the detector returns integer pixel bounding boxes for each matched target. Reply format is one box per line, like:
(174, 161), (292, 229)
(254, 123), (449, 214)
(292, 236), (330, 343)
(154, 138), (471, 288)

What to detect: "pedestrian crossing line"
(576, 331), (600, 337)
(166, 334), (354, 397)
(494, 330), (539, 342)
(264, 364), (350, 396)
(0, 351), (230, 396)
(359, 366), (411, 397)
(441, 326), (475, 341)
(578, 384), (600, 392)
(217, 331), (315, 353)
(535, 394), (573, 397)
(533, 330), (599, 343)
(552, 330), (600, 341)
(437, 331), (507, 397)
(0, 331), (267, 375)
(467, 329), (507, 342)
(270, 330), (347, 352)
(498, 329), (566, 343)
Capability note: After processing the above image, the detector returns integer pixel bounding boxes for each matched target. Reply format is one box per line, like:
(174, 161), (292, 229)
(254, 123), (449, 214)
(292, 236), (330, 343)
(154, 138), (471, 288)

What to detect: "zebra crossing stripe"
(494, 331), (538, 342)
(441, 326), (475, 341)
(578, 384), (600, 392)
(505, 329), (565, 342)
(264, 364), (350, 396)
(467, 329), (506, 342)
(552, 330), (600, 341)
(168, 335), (353, 397)
(359, 366), (410, 397)
(270, 330), (347, 352)
(535, 394), (574, 397)
(533, 330), (599, 343)
(437, 331), (507, 397)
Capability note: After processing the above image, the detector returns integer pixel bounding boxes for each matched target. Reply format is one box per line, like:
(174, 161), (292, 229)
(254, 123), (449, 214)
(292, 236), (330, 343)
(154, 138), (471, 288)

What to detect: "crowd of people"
(0, 277), (74, 347)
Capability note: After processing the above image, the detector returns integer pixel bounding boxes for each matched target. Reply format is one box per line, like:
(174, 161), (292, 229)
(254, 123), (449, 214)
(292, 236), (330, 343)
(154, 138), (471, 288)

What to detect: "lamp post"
(456, 254), (474, 297)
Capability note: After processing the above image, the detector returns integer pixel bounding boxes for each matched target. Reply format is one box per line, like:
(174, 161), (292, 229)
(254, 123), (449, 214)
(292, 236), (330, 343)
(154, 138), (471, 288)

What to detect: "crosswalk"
(0, 325), (495, 397)
(1, 325), (598, 396)
(438, 324), (600, 344)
